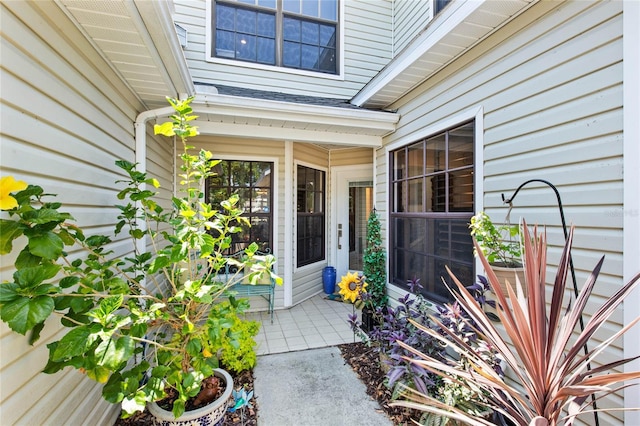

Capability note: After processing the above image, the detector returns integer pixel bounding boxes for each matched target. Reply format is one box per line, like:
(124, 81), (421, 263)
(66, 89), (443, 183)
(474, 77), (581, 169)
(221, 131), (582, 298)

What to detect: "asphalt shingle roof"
(195, 82), (383, 111)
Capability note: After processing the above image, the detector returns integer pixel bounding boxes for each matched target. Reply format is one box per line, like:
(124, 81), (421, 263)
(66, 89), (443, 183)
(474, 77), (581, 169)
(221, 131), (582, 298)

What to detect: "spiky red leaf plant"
(392, 221), (640, 426)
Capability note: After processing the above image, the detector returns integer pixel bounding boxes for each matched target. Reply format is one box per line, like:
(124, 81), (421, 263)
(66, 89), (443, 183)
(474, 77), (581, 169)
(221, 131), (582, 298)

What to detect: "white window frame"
(205, 0), (345, 80)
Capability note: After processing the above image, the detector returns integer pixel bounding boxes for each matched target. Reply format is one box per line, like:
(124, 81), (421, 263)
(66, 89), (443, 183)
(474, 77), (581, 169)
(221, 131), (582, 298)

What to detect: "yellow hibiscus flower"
(0, 176), (28, 210)
(338, 271), (368, 303)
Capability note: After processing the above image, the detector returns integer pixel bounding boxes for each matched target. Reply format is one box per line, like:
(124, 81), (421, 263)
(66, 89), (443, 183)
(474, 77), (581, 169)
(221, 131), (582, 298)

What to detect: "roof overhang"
(57, 0), (194, 108)
(190, 93), (400, 147)
(352, 0), (537, 109)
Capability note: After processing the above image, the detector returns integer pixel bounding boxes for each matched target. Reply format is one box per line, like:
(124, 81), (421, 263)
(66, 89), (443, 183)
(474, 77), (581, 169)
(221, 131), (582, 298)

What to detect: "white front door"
(331, 165), (373, 279)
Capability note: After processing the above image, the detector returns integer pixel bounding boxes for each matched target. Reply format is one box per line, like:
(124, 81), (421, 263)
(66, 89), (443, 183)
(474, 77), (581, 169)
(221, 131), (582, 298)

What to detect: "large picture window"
(297, 165), (325, 267)
(206, 160), (273, 254)
(390, 122), (475, 302)
(213, 0), (338, 74)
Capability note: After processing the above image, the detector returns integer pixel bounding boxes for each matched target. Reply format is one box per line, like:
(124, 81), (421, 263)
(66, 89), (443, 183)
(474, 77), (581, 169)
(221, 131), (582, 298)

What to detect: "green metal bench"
(223, 250), (276, 324)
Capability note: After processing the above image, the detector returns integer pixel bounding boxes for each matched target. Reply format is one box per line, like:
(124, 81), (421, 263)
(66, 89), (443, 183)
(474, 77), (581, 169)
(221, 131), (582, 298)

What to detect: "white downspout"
(133, 105), (179, 258)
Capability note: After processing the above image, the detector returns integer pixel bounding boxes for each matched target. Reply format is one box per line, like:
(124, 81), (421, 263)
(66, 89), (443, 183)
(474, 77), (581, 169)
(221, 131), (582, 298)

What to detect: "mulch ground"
(114, 342), (416, 425)
(338, 342), (420, 425)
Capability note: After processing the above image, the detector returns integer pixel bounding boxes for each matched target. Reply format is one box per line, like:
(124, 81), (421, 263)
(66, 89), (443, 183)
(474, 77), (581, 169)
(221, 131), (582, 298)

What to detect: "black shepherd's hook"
(501, 179), (599, 426)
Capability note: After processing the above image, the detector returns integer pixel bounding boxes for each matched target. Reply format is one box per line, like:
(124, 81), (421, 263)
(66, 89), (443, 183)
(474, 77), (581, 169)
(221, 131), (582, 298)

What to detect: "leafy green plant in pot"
(0, 97), (281, 422)
(392, 221), (640, 426)
(469, 211), (525, 297)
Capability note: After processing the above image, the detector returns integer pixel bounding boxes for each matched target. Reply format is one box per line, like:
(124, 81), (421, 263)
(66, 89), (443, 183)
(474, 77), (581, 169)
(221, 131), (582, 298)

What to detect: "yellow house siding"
(329, 147), (373, 167)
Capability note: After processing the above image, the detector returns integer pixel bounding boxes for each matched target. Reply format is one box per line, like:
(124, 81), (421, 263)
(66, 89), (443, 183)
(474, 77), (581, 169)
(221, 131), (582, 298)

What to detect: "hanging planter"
(148, 369), (233, 426)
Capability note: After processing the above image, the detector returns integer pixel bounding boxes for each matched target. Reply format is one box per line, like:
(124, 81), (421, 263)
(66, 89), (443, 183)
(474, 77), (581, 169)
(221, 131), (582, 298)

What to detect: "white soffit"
(57, 0), (193, 107)
(352, 0), (537, 109)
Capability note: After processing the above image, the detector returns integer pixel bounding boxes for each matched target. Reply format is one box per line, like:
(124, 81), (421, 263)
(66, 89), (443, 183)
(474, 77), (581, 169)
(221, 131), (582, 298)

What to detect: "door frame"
(330, 164), (373, 279)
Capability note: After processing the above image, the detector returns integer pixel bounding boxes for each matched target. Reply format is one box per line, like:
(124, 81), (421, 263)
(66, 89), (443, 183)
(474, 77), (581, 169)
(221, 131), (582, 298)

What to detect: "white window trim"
(205, 0), (345, 80)
(384, 105), (484, 296)
(293, 160), (329, 272)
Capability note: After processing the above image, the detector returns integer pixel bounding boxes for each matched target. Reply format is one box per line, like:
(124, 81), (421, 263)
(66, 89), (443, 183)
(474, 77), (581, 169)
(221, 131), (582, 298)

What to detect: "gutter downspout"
(134, 105), (179, 259)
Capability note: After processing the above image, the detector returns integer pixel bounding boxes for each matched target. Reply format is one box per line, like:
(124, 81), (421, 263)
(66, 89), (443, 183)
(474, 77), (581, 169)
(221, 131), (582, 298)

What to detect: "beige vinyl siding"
(329, 147), (373, 167)
(392, 0), (431, 56)
(292, 144), (330, 304)
(192, 136), (286, 311)
(173, 0), (392, 99)
(0, 1), (156, 424)
(381, 1), (624, 423)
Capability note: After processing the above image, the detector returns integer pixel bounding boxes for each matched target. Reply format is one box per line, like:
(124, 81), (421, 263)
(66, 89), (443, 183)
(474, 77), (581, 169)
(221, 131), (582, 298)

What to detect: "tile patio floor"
(243, 293), (358, 355)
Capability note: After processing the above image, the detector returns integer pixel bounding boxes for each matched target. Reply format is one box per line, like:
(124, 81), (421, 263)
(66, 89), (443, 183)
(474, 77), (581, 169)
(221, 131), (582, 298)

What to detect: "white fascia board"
(133, 0), (194, 98)
(351, 0), (482, 107)
(193, 94), (399, 135)
(195, 121), (383, 147)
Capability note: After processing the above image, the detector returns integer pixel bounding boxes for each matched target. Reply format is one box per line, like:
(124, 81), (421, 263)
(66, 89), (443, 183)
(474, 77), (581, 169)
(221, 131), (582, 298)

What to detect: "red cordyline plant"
(392, 220), (640, 426)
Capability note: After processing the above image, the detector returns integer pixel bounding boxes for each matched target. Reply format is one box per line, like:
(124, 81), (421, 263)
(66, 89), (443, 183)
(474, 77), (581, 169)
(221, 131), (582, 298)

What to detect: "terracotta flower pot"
(491, 265), (526, 297)
(148, 368), (233, 426)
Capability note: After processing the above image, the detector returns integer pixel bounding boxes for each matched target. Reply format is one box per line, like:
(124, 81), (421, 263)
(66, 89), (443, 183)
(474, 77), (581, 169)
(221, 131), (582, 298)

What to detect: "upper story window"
(434, 0), (451, 15)
(213, 0), (338, 74)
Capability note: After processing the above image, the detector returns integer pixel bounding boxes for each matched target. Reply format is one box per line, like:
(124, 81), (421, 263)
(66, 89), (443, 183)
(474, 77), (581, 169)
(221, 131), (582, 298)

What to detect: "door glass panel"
(348, 184), (373, 271)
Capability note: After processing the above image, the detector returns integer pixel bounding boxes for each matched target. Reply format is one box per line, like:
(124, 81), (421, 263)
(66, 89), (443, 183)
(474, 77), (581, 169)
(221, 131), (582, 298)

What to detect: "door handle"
(338, 229), (342, 249)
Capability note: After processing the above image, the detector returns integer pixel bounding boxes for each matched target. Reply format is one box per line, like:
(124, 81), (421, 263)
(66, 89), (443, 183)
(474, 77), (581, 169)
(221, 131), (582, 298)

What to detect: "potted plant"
(392, 221), (640, 425)
(361, 209), (387, 332)
(0, 97), (281, 422)
(469, 211), (525, 297)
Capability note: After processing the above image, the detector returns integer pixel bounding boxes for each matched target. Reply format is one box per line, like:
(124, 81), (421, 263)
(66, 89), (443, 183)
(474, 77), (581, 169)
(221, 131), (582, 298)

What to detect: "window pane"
(257, 37), (275, 63)
(449, 169), (473, 211)
(236, 34), (256, 60)
(393, 181), (406, 213)
(283, 0), (299, 13)
(237, 9), (256, 34)
(408, 141), (423, 177)
(301, 45), (319, 69)
(408, 218), (426, 252)
(320, 0), (337, 20)
(318, 47), (336, 73)
(427, 174), (447, 212)
(407, 178), (423, 213)
(426, 135), (445, 174)
(217, 4), (235, 31)
(253, 188), (270, 213)
(257, 13), (275, 37)
(284, 41), (300, 67)
(319, 24), (336, 47)
(216, 30), (235, 57)
(258, 0), (276, 8)
(302, 21), (319, 44)
(302, 0), (319, 17)
(394, 149), (406, 180)
(284, 17), (300, 41)
(449, 123), (474, 169)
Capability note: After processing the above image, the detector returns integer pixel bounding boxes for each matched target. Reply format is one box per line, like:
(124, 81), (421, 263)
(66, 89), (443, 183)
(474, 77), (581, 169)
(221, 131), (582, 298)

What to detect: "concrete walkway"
(253, 346), (392, 426)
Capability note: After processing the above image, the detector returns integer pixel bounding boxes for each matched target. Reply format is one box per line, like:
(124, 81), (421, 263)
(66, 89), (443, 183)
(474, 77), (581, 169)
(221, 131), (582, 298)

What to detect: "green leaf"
(0, 283), (20, 303)
(0, 219), (23, 254)
(52, 326), (91, 360)
(0, 295), (54, 335)
(13, 264), (60, 288)
(95, 336), (134, 369)
(148, 255), (170, 274)
(28, 231), (64, 259)
(28, 208), (73, 225)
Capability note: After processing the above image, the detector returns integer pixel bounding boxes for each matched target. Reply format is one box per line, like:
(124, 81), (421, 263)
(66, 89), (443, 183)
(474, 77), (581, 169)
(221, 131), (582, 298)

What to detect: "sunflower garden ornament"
(338, 271), (368, 305)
